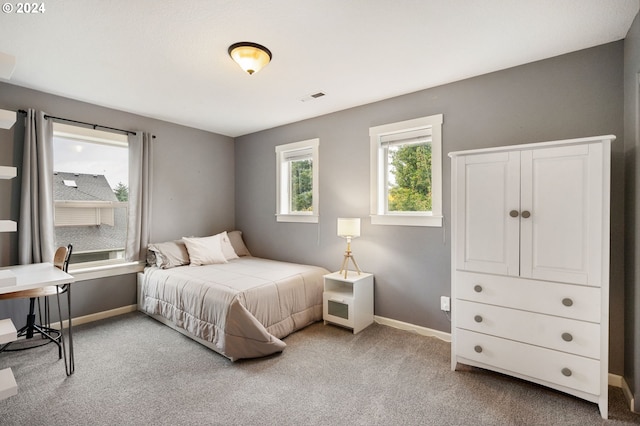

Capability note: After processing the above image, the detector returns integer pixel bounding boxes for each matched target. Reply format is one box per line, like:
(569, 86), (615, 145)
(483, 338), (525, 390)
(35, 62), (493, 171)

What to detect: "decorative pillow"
(182, 234), (228, 266)
(228, 230), (251, 257)
(219, 231), (239, 260)
(148, 240), (190, 269)
(147, 248), (158, 267)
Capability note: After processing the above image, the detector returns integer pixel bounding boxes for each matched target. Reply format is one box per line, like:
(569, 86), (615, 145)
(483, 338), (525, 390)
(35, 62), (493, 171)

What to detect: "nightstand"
(323, 271), (374, 334)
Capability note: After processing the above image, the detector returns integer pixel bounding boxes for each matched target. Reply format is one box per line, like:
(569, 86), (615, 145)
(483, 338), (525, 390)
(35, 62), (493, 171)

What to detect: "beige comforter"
(139, 257), (328, 361)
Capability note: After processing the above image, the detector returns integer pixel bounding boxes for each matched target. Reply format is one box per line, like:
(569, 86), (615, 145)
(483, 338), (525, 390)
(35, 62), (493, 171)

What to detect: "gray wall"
(235, 42), (626, 374)
(0, 38), (631, 384)
(0, 82), (235, 324)
(624, 11), (640, 412)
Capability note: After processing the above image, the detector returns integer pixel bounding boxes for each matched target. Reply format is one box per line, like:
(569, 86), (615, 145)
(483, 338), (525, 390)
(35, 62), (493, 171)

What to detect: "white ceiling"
(0, 0), (638, 137)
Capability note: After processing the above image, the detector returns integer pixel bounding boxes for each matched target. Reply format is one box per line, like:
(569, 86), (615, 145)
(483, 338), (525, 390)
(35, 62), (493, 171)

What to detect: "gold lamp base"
(339, 241), (361, 279)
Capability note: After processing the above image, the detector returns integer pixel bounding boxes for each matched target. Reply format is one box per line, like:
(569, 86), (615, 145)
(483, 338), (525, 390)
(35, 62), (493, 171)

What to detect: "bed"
(137, 231), (329, 361)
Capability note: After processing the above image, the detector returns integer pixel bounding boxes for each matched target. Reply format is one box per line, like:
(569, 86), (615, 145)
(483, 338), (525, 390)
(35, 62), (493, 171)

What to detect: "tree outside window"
(290, 159), (313, 212)
(387, 143), (432, 212)
(114, 182), (129, 202)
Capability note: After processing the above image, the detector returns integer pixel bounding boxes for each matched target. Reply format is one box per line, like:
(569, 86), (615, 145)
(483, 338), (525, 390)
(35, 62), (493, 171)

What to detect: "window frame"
(275, 138), (319, 223)
(369, 114), (443, 227)
(52, 122), (130, 269)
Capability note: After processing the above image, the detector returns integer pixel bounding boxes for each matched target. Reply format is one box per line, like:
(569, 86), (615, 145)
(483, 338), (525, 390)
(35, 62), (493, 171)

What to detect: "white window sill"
(370, 214), (443, 227)
(276, 214), (319, 223)
(68, 261), (145, 281)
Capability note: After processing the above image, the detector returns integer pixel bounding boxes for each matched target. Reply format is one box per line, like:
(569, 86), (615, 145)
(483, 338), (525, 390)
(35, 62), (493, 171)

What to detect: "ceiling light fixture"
(228, 42), (272, 75)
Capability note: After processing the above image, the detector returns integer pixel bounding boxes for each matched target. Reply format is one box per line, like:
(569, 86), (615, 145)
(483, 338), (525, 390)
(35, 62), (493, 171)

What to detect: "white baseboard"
(620, 375), (637, 413)
(374, 315), (452, 342)
(609, 373), (623, 388)
(51, 304), (138, 329)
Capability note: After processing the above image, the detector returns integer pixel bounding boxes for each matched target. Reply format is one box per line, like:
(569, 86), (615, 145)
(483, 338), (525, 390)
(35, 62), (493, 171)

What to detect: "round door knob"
(561, 368), (572, 377)
(521, 211), (531, 218)
(509, 210), (519, 218)
(474, 315), (483, 323)
(474, 285), (483, 293)
(474, 345), (483, 353)
(562, 298), (573, 307)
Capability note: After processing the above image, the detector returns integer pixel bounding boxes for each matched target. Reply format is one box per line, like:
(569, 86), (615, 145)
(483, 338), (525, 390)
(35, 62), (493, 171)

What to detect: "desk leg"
(66, 286), (74, 375)
(56, 285), (74, 376)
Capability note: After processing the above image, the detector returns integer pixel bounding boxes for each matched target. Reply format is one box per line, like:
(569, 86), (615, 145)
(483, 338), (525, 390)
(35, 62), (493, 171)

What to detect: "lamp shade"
(337, 218), (360, 238)
(228, 42), (272, 75)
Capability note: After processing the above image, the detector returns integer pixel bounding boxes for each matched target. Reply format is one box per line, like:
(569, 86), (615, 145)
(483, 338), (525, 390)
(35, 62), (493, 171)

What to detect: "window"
(370, 114), (443, 227)
(275, 138), (319, 223)
(53, 122), (129, 266)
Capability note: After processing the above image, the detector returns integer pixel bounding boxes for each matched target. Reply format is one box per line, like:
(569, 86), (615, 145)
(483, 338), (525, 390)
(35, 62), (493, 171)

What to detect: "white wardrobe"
(449, 135), (613, 419)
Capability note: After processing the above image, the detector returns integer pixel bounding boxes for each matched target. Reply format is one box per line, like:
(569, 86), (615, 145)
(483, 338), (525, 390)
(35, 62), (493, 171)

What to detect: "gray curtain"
(19, 109), (55, 264)
(126, 131), (153, 261)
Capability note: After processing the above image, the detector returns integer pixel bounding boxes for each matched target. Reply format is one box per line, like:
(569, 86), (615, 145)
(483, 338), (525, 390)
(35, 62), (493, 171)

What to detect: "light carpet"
(0, 312), (638, 425)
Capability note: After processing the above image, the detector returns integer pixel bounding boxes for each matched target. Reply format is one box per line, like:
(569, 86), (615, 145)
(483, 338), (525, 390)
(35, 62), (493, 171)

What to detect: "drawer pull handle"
(474, 285), (483, 293)
(474, 315), (483, 323)
(562, 298), (573, 307)
(561, 368), (572, 377)
(561, 332), (573, 342)
(509, 210), (519, 218)
(474, 345), (483, 353)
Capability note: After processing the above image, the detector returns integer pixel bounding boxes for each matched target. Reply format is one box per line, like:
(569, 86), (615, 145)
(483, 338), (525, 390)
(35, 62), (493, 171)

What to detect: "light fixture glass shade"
(228, 42), (272, 75)
(337, 218), (361, 238)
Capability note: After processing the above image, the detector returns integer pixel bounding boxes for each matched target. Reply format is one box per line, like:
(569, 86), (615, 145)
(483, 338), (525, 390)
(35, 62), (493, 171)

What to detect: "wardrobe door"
(519, 143), (604, 285)
(454, 151), (520, 276)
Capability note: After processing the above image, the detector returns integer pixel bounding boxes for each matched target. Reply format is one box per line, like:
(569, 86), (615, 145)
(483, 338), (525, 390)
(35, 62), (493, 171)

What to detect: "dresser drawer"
(455, 271), (601, 322)
(456, 328), (600, 395)
(455, 300), (601, 359)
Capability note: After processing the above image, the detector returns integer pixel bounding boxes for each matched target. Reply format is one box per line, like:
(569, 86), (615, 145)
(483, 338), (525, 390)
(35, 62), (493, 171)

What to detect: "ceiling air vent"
(300, 92), (326, 102)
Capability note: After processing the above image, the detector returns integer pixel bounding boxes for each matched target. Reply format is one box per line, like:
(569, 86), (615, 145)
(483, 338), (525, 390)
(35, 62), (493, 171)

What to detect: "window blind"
(380, 127), (432, 148)
(282, 147), (313, 162)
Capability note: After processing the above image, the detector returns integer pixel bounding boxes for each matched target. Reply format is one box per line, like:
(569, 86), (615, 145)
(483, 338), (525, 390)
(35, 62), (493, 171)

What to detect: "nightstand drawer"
(456, 300), (601, 359)
(456, 328), (600, 395)
(323, 290), (353, 328)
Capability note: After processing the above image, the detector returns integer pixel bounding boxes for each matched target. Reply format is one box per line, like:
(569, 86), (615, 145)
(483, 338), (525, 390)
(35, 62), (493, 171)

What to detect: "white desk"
(0, 263), (75, 377)
(0, 263), (74, 295)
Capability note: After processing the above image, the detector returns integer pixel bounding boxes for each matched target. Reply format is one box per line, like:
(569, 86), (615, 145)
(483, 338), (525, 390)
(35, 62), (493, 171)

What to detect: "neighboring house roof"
(53, 171), (119, 202)
(53, 171), (126, 254)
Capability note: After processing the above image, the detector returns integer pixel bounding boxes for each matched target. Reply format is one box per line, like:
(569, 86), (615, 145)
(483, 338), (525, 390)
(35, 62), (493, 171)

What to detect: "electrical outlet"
(440, 296), (450, 312)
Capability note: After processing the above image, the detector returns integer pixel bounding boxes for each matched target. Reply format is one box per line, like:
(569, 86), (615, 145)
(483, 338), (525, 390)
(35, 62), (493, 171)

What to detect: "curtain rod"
(18, 109), (155, 138)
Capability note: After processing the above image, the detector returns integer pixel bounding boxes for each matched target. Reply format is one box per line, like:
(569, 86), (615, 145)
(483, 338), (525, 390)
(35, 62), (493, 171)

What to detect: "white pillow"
(182, 235), (228, 266)
(219, 231), (239, 260)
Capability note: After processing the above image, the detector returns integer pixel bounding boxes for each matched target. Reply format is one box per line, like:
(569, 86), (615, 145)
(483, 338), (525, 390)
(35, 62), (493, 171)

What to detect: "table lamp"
(337, 218), (361, 278)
